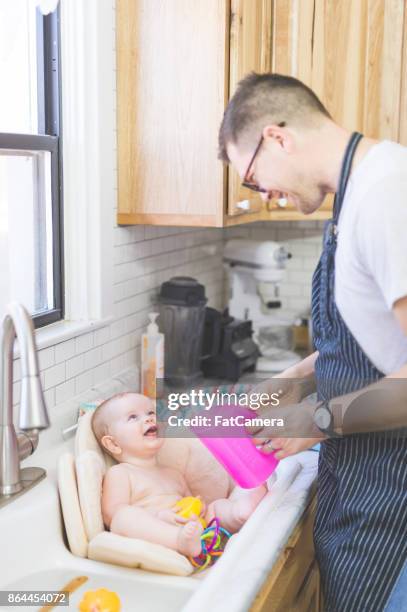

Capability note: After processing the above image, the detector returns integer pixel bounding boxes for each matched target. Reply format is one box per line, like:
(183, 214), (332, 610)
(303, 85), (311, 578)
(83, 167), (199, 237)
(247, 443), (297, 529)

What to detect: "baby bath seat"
(58, 412), (234, 577)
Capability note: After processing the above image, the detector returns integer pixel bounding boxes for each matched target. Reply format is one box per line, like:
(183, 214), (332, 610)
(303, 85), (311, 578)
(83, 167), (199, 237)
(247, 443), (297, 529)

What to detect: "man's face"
(227, 128), (327, 215)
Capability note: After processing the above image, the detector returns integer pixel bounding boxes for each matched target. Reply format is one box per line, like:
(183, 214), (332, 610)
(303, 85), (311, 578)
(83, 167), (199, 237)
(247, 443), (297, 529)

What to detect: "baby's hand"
(157, 508), (191, 525)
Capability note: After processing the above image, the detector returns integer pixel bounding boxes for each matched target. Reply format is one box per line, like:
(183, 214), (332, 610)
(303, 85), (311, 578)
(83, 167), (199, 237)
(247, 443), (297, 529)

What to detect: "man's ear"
(101, 435), (122, 457)
(262, 124), (294, 153)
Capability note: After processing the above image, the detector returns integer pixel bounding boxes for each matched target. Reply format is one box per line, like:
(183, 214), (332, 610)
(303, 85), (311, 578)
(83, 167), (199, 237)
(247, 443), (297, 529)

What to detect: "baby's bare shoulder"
(104, 462), (131, 484)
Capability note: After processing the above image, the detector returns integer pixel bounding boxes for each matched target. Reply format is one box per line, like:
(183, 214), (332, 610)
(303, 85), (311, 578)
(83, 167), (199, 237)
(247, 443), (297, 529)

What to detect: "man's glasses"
(241, 122), (286, 194)
(241, 135), (267, 193)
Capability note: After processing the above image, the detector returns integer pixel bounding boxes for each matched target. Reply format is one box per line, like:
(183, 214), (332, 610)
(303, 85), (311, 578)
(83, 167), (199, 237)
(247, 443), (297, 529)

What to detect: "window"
(0, 0), (63, 328)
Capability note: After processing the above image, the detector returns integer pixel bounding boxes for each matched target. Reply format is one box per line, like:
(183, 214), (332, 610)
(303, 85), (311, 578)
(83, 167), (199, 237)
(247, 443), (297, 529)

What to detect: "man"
(218, 73), (407, 612)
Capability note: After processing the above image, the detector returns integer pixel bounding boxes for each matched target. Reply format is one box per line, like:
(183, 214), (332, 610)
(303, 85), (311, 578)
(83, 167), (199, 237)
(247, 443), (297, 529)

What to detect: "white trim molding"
(59, 0), (115, 322)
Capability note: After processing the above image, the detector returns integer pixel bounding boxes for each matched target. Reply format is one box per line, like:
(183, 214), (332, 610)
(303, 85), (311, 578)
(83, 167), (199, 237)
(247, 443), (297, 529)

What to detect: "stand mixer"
(223, 239), (301, 373)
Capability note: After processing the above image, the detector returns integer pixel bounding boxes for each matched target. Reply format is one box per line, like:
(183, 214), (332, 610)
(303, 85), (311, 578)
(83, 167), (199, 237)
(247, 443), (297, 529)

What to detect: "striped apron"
(311, 132), (407, 611)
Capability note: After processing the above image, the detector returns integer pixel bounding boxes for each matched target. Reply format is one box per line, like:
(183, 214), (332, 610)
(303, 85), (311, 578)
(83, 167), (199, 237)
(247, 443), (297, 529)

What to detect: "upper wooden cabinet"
(116, 0), (329, 227)
(116, 0), (229, 227)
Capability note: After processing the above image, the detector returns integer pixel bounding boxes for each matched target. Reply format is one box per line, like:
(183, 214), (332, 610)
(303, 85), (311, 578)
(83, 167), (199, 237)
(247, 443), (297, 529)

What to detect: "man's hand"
(255, 436), (323, 460)
(248, 373), (317, 410)
(246, 398), (325, 459)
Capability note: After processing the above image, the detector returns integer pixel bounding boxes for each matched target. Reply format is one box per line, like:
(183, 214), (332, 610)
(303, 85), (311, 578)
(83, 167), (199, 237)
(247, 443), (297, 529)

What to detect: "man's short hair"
(218, 72), (331, 162)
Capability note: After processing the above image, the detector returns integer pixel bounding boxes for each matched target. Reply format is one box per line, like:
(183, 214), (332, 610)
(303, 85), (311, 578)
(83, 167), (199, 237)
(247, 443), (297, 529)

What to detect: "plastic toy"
(174, 496), (207, 528)
(189, 517), (231, 572)
(79, 588), (121, 612)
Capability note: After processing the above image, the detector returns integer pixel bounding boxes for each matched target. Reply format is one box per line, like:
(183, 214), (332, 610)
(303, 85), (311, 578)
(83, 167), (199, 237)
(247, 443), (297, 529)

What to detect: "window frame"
(0, 6), (64, 329)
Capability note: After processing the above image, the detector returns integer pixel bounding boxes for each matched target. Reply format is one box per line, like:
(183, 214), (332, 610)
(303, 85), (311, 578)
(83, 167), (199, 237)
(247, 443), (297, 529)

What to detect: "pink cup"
(191, 404), (279, 489)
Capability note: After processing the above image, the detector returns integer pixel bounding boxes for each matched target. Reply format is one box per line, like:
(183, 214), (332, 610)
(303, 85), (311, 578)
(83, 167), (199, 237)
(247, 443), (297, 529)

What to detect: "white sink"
(0, 432), (317, 612)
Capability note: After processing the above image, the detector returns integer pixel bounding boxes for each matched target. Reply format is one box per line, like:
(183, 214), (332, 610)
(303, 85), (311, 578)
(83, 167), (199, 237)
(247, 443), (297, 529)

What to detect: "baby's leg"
(110, 505), (203, 557)
(205, 485), (267, 533)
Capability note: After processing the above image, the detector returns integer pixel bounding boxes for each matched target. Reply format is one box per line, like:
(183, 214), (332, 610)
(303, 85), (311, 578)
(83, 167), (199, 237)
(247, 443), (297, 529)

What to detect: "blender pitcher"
(158, 277), (207, 386)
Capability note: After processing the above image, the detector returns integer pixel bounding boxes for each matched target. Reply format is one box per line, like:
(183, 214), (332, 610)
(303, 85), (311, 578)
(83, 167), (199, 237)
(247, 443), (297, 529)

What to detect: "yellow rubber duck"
(79, 588), (121, 612)
(174, 496), (207, 528)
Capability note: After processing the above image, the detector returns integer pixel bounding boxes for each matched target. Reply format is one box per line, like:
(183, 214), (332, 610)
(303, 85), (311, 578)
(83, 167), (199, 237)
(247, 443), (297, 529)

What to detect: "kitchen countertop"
(183, 450), (319, 612)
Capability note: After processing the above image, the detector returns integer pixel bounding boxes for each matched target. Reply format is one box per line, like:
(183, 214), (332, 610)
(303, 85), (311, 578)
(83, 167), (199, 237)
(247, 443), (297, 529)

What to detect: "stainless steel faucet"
(0, 303), (50, 506)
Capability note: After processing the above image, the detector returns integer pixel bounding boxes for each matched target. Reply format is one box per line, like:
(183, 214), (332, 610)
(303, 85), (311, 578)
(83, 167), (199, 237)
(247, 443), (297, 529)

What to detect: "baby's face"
(104, 394), (163, 459)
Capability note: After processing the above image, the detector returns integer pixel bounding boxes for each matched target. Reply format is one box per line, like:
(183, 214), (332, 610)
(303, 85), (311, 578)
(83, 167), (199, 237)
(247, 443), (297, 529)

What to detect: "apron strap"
(333, 132), (363, 222)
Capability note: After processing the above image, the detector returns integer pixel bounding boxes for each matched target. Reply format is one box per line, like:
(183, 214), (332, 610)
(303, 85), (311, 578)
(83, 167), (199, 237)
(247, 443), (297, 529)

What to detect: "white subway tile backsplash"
(288, 269), (312, 284)
(280, 284), (302, 298)
(276, 228), (303, 241)
(94, 326), (111, 347)
(66, 354), (85, 380)
(110, 352), (127, 374)
(55, 379), (76, 405)
(287, 242), (319, 257)
(55, 339), (76, 363)
(44, 387), (56, 410)
(38, 346), (55, 370)
(44, 362), (65, 390)
(109, 317), (127, 339)
(286, 297), (312, 313)
(75, 369), (95, 395)
(84, 347), (104, 371)
(304, 258), (320, 271)
(75, 332), (94, 354)
(93, 361), (112, 386)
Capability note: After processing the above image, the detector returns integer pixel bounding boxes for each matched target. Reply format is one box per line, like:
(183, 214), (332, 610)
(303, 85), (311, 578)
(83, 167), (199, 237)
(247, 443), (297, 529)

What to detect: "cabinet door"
(117, 0), (229, 227)
(312, 0), (405, 142)
(269, 0), (332, 218)
(272, 0), (314, 86)
(227, 0), (272, 217)
(292, 562), (321, 612)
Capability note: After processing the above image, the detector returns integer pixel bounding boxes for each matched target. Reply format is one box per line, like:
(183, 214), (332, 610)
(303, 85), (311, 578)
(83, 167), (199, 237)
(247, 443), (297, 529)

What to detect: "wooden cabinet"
(250, 494), (322, 612)
(116, 0), (329, 227)
(116, 0), (229, 227)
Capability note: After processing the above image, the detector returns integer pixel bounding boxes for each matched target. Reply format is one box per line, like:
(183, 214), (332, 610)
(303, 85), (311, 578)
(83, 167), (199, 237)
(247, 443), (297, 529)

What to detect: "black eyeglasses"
(241, 122), (286, 193)
(241, 135), (267, 193)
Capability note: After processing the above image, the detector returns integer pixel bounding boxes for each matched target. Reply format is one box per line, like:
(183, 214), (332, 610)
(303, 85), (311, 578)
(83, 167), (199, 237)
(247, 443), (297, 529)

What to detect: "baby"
(92, 392), (266, 557)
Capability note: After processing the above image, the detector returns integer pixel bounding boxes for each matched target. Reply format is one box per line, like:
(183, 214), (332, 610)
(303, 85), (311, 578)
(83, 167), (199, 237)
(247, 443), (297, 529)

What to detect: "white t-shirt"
(335, 140), (407, 375)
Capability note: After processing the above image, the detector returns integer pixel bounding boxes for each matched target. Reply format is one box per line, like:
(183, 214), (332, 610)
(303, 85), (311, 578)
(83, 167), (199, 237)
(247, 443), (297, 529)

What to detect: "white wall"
(11, 0), (323, 418)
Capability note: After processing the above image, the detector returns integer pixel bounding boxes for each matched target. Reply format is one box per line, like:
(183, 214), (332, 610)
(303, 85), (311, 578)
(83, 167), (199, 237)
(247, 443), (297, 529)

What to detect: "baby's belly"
(134, 493), (181, 513)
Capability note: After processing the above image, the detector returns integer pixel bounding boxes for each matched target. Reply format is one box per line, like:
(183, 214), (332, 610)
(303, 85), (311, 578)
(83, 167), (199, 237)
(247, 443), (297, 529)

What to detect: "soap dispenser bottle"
(141, 313), (164, 398)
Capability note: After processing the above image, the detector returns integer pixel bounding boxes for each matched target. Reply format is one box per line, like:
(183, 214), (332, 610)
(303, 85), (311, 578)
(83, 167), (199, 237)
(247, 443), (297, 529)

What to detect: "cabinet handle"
(236, 199), (251, 211)
(277, 197), (288, 208)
